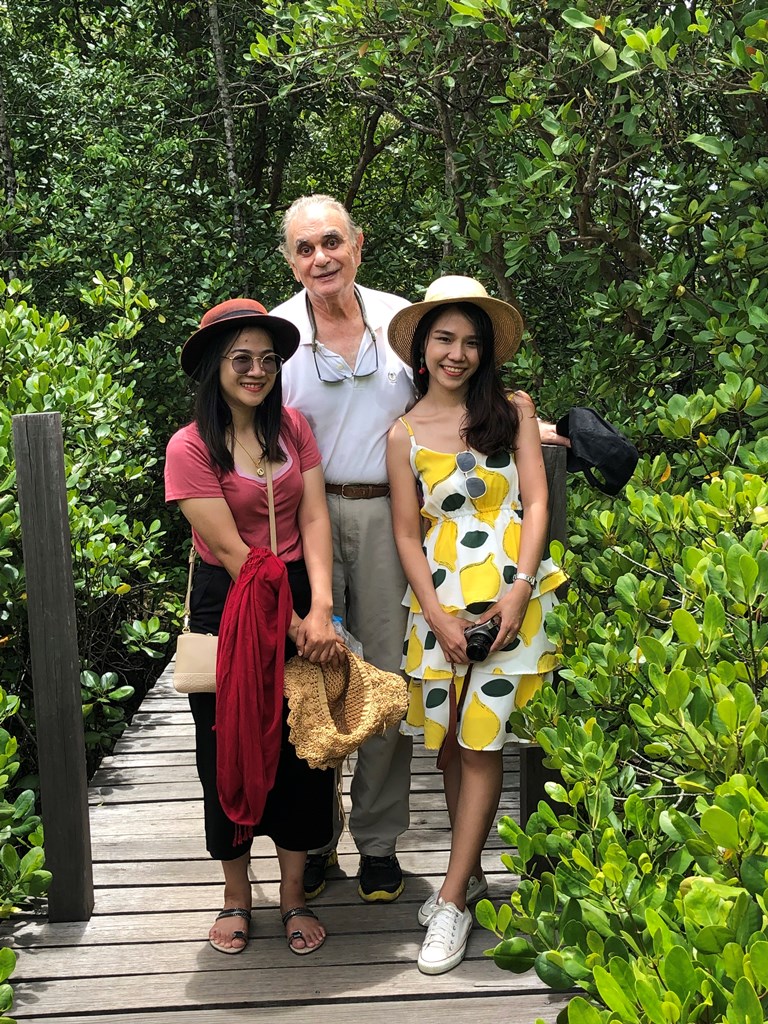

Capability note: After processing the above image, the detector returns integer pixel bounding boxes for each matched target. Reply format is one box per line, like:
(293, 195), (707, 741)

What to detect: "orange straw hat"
(283, 648), (409, 770)
(181, 298), (300, 380)
(388, 275), (524, 367)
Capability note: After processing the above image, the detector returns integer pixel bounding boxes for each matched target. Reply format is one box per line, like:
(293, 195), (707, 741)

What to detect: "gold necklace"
(234, 435), (266, 477)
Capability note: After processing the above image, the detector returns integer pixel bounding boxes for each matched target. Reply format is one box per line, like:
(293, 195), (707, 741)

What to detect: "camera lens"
(464, 618), (500, 662)
(466, 634), (492, 661)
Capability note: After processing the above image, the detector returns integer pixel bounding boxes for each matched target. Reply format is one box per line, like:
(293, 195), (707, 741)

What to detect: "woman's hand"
(427, 608), (470, 666)
(295, 608), (338, 665)
(485, 583), (533, 655)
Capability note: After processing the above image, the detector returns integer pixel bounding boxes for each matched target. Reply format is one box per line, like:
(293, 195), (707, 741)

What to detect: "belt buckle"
(340, 483), (360, 499)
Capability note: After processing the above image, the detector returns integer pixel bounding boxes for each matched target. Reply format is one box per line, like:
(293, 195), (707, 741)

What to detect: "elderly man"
(273, 195), (413, 903)
(273, 194), (565, 904)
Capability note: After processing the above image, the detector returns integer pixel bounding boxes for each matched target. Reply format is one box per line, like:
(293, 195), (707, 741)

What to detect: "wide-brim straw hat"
(181, 298), (300, 380)
(388, 275), (524, 367)
(283, 647), (409, 770)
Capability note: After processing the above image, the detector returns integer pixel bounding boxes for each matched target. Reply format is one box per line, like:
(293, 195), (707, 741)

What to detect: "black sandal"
(209, 907), (251, 954)
(281, 906), (326, 956)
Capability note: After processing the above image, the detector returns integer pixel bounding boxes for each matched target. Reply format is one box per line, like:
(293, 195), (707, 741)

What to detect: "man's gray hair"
(280, 194), (362, 261)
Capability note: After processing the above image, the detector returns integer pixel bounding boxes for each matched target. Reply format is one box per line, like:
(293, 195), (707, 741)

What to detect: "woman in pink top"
(165, 299), (337, 957)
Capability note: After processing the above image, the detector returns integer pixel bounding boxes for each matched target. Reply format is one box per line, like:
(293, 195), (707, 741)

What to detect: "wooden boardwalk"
(4, 664), (568, 1023)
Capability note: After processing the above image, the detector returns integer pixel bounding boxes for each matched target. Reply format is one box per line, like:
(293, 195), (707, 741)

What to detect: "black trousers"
(188, 560), (334, 861)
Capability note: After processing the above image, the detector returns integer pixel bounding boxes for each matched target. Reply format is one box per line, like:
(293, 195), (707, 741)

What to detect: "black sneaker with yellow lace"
(303, 850), (338, 900)
(358, 854), (404, 902)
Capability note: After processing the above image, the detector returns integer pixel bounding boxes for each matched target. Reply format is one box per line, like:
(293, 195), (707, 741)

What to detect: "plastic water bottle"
(332, 615), (364, 658)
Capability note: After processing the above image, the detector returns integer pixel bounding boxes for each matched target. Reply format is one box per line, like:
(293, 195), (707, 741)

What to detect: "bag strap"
(182, 545), (196, 633)
(182, 454), (277, 634)
(264, 458), (277, 555)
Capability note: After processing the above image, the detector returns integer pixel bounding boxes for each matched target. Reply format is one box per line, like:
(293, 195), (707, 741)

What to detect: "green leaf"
(739, 553), (759, 599)
(0, 947), (15, 985)
(747, 940), (768, 989)
(694, 925), (732, 953)
(562, 9), (596, 29)
(701, 806), (739, 849)
(638, 635), (667, 667)
(475, 898), (497, 930)
(684, 133), (726, 156)
(566, 996), (605, 1024)
(703, 594), (725, 642)
(741, 854), (768, 895)
(491, 936), (538, 972)
(0, 845), (18, 875)
(660, 944), (697, 1000)
(731, 976), (763, 1023)
(535, 951), (575, 990)
(593, 964), (639, 1020)
(671, 608), (700, 645)
(634, 978), (667, 1024)
(592, 36), (618, 71)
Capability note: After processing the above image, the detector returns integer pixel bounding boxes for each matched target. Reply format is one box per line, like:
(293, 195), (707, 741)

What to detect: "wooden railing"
(13, 412), (94, 922)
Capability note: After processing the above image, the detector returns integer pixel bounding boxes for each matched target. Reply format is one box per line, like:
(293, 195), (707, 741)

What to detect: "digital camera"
(464, 617), (500, 662)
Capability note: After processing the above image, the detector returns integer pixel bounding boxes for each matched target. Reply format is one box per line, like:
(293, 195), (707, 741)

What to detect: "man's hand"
(538, 419), (570, 447)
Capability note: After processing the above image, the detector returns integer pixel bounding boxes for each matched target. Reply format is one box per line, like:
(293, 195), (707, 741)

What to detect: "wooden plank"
(11, 959), (552, 1015)
(87, 771), (519, 803)
(14, 993), (572, 1024)
(74, 810), (520, 841)
(5, 889), (520, 948)
(85, 788), (514, 822)
(84, 828), (507, 863)
(91, 752), (512, 779)
(12, 413), (94, 923)
(59, 872), (517, 919)
(542, 444), (567, 549)
(12, 927), (506, 980)
(97, 752), (198, 769)
(89, 848), (511, 886)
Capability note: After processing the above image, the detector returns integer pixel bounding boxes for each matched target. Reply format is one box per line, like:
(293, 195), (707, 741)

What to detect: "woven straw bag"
(283, 647), (409, 770)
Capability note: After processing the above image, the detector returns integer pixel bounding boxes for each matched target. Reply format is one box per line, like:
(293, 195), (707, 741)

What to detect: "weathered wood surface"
(12, 413), (94, 923)
(4, 664), (570, 1023)
(543, 443), (567, 552)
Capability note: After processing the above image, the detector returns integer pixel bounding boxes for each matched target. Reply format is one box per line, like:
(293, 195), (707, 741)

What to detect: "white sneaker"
(417, 874), (488, 927)
(418, 899), (473, 975)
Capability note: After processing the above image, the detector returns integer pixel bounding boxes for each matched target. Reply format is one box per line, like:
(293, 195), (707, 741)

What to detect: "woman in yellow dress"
(386, 276), (565, 976)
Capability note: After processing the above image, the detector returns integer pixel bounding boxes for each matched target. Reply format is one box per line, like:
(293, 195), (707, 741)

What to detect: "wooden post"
(518, 445), (567, 836)
(12, 413), (94, 922)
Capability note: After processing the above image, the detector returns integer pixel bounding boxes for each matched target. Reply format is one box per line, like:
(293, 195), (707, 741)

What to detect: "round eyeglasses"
(456, 450), (487, 499)
(223, 352), (284, 375)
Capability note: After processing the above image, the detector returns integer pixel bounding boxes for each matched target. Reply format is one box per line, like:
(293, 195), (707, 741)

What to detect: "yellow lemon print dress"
(398, 419), (567, 751)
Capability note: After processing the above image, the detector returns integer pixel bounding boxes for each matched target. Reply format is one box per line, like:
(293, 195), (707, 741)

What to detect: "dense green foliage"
(0, 0), (766, 1020)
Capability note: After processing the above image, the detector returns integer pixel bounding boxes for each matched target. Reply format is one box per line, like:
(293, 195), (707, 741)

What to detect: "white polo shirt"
(273, 285), (415, 485)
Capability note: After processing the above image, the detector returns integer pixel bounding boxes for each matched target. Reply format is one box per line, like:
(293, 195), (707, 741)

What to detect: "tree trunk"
(345, 106), (403, 209)
(0, 64), (17, 276)
(207, 0), (247, 276)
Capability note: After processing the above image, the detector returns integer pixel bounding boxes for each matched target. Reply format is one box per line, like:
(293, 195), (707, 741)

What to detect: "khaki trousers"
(312, 493), (413, 857)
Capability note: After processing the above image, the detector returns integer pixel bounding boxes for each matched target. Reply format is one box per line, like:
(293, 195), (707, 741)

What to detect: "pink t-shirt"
(164, 407), (321, 565)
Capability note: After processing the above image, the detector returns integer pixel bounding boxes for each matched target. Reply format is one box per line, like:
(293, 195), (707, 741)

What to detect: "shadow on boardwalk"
(3, 663), (569, 1023)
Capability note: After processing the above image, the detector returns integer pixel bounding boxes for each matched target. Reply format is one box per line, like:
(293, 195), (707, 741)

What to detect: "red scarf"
(215, 547), (293, 843)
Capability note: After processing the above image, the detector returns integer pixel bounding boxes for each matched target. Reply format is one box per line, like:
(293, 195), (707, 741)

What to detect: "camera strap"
(436, 664), (472, 772)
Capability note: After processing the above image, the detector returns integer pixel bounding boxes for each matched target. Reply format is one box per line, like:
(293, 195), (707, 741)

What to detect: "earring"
(418, 355), (427, 376)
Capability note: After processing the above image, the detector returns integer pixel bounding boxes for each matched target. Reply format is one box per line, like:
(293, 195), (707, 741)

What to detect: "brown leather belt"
(325, 483), (390, 499)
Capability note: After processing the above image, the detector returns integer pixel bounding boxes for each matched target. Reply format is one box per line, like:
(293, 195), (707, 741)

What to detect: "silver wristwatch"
(513, 571), (537, 589)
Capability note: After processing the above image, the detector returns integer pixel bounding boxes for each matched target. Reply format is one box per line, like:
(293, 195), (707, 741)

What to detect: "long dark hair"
(410, 302), (519, 455)
(193, 327), (287, 472)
